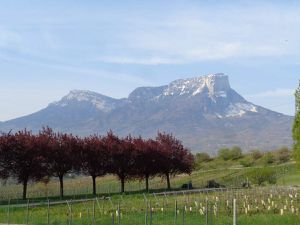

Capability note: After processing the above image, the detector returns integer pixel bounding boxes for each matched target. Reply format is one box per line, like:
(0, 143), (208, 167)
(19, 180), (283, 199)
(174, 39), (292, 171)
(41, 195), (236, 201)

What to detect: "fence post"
(70, 201), (73, 225)
(174, 200), (178, 225)
(7, 199), (10, 225)
(93, 199), (96, 225)
(149, 201), (152, 225)
(182, 205), (186, 225)
(102, 198), (105, 215)
(47, 199), (50, 225)
(26, 199), (29, 225)
(117, 202), (121, 225)
(145, 201), (148, 225)
(112, 212), (115, 225)
(233, 199), (237, 225)
(205, 198), (208, 225)
(210, 202), (213, 225)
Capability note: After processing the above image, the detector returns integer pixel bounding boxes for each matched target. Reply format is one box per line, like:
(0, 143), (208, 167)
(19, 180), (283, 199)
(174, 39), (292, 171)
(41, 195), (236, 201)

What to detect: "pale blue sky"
(0, 0), (299, 121)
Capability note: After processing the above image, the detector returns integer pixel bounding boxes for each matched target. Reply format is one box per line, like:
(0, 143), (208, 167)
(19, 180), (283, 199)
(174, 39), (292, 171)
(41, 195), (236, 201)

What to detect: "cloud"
(96, 42), (284, 65)
(57, 66), (152, 86)
(95, 3), (300, 65)
(2, 2), (300, 67)
(96, 56), (183, 65)
(247, 89), (295, 98)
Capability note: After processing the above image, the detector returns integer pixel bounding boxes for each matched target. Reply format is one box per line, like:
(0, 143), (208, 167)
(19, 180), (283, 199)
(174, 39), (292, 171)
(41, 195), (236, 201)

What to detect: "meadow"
(0, 163), (299, 225)
(1, 187), (300, 225)
(0, 163), (291, 202)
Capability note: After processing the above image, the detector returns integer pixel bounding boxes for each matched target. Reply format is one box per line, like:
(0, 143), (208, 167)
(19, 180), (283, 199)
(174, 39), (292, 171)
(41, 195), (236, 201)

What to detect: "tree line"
(0, 128), (194, 199)
(195, 146), (292, 170)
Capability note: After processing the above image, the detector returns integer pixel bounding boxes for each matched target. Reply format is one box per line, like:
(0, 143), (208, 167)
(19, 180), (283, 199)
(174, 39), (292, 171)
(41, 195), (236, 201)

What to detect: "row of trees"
(0, 128), (194, 199)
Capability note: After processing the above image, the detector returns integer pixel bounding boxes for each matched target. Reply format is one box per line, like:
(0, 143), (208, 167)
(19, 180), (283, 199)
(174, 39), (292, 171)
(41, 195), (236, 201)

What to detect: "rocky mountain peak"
(63, 90), (102, 101)
(204, 73), (230, 94)
(51, 90), (118, 113)
(162, 73), (230, 97)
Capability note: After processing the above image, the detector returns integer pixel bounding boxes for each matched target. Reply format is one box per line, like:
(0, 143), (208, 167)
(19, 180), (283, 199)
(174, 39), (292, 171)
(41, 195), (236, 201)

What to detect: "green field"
(0, 163), (296, 202)
(0, 163), (300, 225)
(1, 187), (300, 225)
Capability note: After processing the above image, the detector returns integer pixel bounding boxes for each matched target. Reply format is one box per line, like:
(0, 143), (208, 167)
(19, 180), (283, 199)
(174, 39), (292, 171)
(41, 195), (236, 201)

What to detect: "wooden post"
(149, 201), (152, 225)
(117, 203), (121, 225)
(47, 200), (50, 225)
(70, 201), (73, 225)
(26, 199), (29, 225)
(205, 198), (209, 225)
(7, 199), (10, 225)
(233, 199), (237, 225)
(174, 200), (178, 225)
(182, 205), (186, 225)
(93, 199), (96, 225)
(112, 213), (115, 225)
(145, 201), (148, 225)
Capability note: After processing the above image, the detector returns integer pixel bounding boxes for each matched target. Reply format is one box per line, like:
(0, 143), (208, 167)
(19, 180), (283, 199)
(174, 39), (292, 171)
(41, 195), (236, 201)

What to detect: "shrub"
(245, 167), (277, 186)
(218, 146), (243, 161)
(262, 152), (275, 165)
(276, 147), (291, 163)
(250, 149), (263, 161)
(230, 146), (242, 160)
(240, 156), (254, 167)
(195, 152), (211, 163)
(218, 148), (231, 161)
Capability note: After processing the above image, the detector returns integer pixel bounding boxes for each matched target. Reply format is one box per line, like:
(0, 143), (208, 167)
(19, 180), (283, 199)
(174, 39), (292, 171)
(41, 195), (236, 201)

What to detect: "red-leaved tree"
(156, 132), (194, 190)
(134, 138), (160, 192)
(0, 130), (46, 199)
(40, 128), (78, 198)
(80, 135), (109, 195)
(104, 132), (136, 193)
(0, 134), (9, 180)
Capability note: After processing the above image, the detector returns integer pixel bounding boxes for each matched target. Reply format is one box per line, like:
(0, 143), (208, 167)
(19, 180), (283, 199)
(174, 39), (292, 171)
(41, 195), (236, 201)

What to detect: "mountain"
(0, 73), (293, 153)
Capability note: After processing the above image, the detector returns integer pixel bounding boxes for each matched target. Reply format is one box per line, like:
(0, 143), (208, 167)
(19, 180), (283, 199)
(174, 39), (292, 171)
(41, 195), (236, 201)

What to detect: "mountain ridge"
(0, 73), (293, 153)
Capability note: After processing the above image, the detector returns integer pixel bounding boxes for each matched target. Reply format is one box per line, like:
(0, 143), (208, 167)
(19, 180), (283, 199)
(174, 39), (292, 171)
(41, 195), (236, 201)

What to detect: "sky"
(0, 0), (299, 121)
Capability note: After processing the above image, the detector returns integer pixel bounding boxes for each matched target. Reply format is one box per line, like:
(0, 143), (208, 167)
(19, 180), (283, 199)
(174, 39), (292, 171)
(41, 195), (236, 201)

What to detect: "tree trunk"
(166, 173), (171, 190)
(22, 179), (28, 200)
(120, 177), (125, 193)
(145, 174), (149, 192)
(92, 175), (97, 196)
(59, 176), (64, 199)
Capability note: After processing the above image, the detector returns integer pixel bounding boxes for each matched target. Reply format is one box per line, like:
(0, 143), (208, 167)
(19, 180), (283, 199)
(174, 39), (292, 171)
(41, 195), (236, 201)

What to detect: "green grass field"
(1, 187), (300, 225)
(0, 168), (244, 201)
(1, 163), (296, 202)
(0, 163), (299, 224)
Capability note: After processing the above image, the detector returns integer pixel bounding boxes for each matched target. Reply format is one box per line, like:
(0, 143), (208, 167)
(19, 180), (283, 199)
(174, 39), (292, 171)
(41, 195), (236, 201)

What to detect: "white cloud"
(97, 56), (183, 65)
(96, 3), (300, 65)
(247, 89), (295, 98)
(96, 42), (284, 65)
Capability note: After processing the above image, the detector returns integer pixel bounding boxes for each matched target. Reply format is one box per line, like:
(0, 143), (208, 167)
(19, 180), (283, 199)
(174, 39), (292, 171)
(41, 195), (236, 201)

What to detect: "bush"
(276, 147), (291, 163)
(230, 146), (242, 160)
(240, 156), (254, 167)
(218, 146), (243, 161)
(205, 180), (225, 188)
(218, 148), (231, 161)
(250, 149), (263, 161)
(195, 152), (211, 163)
(262, 152), (275, 165)
(245, 167), (277, 186)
